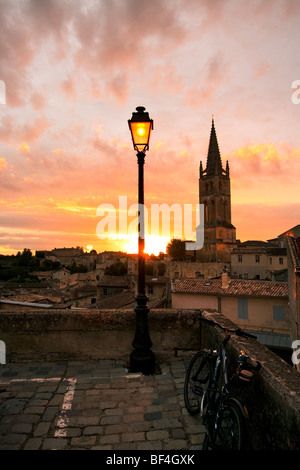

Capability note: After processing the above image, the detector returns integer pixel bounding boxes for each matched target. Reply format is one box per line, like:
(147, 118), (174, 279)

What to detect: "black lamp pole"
(128, 107), (155, 375)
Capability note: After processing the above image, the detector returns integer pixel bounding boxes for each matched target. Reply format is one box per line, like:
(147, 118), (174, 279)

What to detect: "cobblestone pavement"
(0, 357), (206, 450)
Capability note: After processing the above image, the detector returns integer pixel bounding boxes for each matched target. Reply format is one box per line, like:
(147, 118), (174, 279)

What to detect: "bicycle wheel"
(184, 351), (212, 415)
(203, 399), (247, 450)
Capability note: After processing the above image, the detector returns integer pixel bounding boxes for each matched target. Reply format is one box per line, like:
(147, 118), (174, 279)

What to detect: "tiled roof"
(173, 278), (288, 298)
(74, 284), (97, 293)
(231, 247), (267, 254)
(231, 246), (286, 255)
(96, 291), (136, 309)
(97, 275), (131, 287)
(0, 299), (52, 308)
(286, 236), (300, 273)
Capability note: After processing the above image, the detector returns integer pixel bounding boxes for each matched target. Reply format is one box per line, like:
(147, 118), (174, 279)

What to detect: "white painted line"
(0, 341), (6, 364)
(0, 377), (62, 386)
(54, 378), (77, 437)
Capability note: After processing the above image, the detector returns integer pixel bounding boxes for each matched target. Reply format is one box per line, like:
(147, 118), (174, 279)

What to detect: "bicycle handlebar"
(199, 316), (257, 340)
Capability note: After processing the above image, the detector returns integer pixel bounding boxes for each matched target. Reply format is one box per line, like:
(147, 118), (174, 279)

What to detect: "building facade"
(172, 273), (290, 354)
(230, 240), (287, 281)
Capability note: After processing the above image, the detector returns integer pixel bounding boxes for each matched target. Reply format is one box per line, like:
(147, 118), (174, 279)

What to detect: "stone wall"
(0, 309), (200, 363)
(167, 261), (228, 279)
(200, 309), (300, 450)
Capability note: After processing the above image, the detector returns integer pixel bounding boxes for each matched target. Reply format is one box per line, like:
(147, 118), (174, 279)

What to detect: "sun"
(118, 234), (170, 256)
(144, 235), (171, 256)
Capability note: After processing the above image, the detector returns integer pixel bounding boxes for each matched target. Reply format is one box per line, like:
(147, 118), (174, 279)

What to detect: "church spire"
(205, 117), (223, 176)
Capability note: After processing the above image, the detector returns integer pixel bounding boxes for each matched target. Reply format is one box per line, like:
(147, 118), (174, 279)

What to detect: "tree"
(15, 249), (39, 270)
(104, 261), (128, 276)
(67, 262), (88, 274)
(157, 262), (166, 276)
(40, 259), (62, 271)
(15, 248), (33, 267)
(166, 239), (186, 261)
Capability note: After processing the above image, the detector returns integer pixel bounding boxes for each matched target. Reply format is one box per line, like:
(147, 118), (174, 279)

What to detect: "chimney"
(221, 271), (230, 289)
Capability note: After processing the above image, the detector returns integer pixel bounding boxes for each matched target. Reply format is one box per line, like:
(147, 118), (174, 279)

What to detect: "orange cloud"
(61, 77), (77, 101)
(228, 143), (300, 212)
(18, 143), (30, 154)
(0, 158), (8, 171)
(0, 115), (51, 145)
(0, 0), (298, 255)
(229, 143), (300, 182)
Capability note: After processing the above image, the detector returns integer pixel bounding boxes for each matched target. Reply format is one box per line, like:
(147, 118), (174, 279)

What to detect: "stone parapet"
(0, 309), (200, 363)
(200, 309), (300, 450)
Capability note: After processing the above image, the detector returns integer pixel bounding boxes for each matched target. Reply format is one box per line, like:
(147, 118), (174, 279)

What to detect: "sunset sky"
(0, 0), (299, 256)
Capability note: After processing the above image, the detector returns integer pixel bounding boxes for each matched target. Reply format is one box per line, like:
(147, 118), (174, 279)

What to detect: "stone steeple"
(201, 118), (230, 178)
(206, 118), (223, 176)
(198, 117), (236, 262)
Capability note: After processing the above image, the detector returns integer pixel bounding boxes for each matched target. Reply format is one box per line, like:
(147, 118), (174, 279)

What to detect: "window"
(238, 298), (248, 320)
(269, 257), (272, 265)
(211, 200), (215, 220)
(254, 274), (260, 280)
(196, 272), (204, 279)
(273, 305), (285, 321)
(204, 201), (208, 222)
(238, 255), (243, 263)
(148, 285), (153, 294)
(279, 257), (283, 265)
(103, 288), (108, 296)
(255, 255), (260, 263)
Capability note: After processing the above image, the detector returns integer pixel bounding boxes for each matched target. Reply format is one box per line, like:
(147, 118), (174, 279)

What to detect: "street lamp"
(128, 106), (155, 375)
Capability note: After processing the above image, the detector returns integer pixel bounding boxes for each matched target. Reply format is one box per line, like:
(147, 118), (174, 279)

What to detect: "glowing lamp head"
(128, 106), (153, 153)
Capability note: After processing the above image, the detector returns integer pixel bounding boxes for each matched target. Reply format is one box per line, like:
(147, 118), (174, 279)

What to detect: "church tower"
(198, 118), (236, 262)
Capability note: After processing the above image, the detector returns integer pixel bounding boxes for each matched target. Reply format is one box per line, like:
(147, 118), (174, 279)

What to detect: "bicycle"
(184, 316), (261, 450)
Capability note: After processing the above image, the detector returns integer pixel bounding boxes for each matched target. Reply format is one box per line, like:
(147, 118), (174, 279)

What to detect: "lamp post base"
(130, 348), (156, 375)
(130, 294), (156, 375)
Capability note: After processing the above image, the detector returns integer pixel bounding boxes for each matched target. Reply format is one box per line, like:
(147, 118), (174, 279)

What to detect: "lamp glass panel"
(130, 121), (152, 151)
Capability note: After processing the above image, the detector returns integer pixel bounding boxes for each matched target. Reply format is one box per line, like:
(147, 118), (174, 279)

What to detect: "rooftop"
(97, 275), (132, 288)
(231, 246), (286, 255)
(173, 278), (288, 298)
(287, 236), (300, 273)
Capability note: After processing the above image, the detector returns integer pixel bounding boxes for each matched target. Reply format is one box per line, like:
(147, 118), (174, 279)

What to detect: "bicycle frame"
(203, 332), (237, 447)
(185, 315), (260, 450)
(212, 334), (230, 391)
